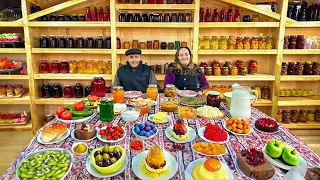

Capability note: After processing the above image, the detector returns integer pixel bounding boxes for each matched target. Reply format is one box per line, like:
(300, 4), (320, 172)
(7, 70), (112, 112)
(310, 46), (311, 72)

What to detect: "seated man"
(113, 48), (161, 93)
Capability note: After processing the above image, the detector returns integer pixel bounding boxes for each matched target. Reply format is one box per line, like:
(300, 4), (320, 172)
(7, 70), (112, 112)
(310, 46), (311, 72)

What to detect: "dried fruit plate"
(0, 89), (25, 98)
(177, 90), (197, 97)
(197, 127), (229, 144)
(124, 91), (142, 99)
(223, 122), (252, 136)
(191, 145), (228, 157)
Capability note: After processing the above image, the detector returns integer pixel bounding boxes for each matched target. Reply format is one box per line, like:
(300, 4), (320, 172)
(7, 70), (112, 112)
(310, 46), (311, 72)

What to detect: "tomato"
(56, 106), (66, 117)
(61, 110), (72, 120)
(74, 102), (85, 111)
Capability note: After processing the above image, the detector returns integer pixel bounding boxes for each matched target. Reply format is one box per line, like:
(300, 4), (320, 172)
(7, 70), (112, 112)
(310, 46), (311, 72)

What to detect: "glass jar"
(39, 60), (50, 73)
(87, 60), (97, 74)
(112, 86), (124, 103)
(276, 110), (282, 122)
(295, 62), (304, 75)
(97, 61), (106, 74)
(248, 60), (258, 75)
(266, 36), (273, 49)
(85, 7), (92, 21)
(79, 14), (85, 21)
(220, 8), (226, 22)
(235, 60), (244, 75)
(213, 7), (219, 22)
(240, 66), (248, 76)
(60, 60), (69, 74)
(181, 41), (187, 47)
(123, 41), (130, 49)
(298, 110), (307, 123)
(164, 84), (177, 97)
(307, 110), (315, 121)
(175, 41), (180, 50)
(40, 35), (48, 48)
(202, 36), (210, 50)
(153, 40), (159, 49)
(74, 83), (83, 98)
(178, 13), (186, 22)
(284, 35), (289, 49)
(147, 41), (153, 49)
(49, 35), (56, 48)
(243, 14), (250, 22)
(258, 36), (266, 49)
(63, 85), (73, 98)
(303, 61), (313, 75)
(140, 42), (146, 49)
(218, 36), (227, 50)
(236, 36), (243, 49)
(41, 84), (52, 98)
(282, 110), (291, 123)
(146, 84), (158, 100)
(132, 39), (139, 49)
(127, 12), (134, 22)
(134, 13), (141, 22)
(168, 42), (174, 50)
(85, 85), (91, 97)
(214, 67), (221, 76)
(290, 110), (298, 123)
(223, 61), (231, 74)
(52, 84), (63, 98)
(66, 36), (74, 48)
(251, 14), (259, 22)
(161, 42), (167, 50)
(57, 35), (66, 48)
(296, 35), (305, 49)
(210, 36), (219, 49)
(186, 13), (192, 22)
(243, 36), (251, 49)
(149, 13), (154, 22)
(281, 62), (288, 75)
(95, 36), (104, 48)
(207, 91), (221, 108)
(313, 62), (320, 75)
(119, 12), (126, 22)
(316, 109), (320, 122)
(75, 36), (84, 48)
(105, 36), (111, 49)
(72, 14), (79, 21)
(91, 75), (106, 97)
(199, 61), (208, 68)
(50, 14), (57, 21)
(69, 60), (77, 74)
(221, 67), (229, 76)
(164, 13), (171, 22)
(106, 61), (112, 74)
(205, 67), (212, 76)
(250, 36), (258, 49)
(289, 35), (297, 49)
(51, 60), (60, 73)
(86, 36), (94, 48)
(58, 15), (65, 21)
(205, 8), (212, 22)
(77, 60), (87, 73)
(261, 86), (269, 99)
(171, 13), (178, 22)
(230, 66), (238, 76)
(227, 36), (236, 49)
(234, 7), (240, 22)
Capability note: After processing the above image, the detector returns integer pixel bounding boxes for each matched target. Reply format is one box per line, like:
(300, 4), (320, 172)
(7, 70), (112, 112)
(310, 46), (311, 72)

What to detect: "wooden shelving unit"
(35, 98), (84, 105)
(278, 96), (320, 106)
(32, 48), (112, 54)
(199, 22), (280, 28)
(283, 49), (320, 54)
(116, 22), (193, 28)
(0, 92), (31, 105)
(34, 74), (112, 80)
(28, 22), (111, 27)
(281, 122), (320, 130)
(197, 49), (278, 55)
(281, 75), (320, 81)
(0, 22), (24, 27)
(285, 22), (320, 27)
(0, 49), (26, 53)
(115, 4), (194, 10)
(0, 75), (29, 80)
(116, 49), (178, 55)
(206, 74), (275, 81)
(0, 121), (32, 131)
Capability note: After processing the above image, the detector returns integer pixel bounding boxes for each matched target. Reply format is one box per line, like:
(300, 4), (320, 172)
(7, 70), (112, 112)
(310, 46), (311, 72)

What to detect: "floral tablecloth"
(2, 94), (320, 180)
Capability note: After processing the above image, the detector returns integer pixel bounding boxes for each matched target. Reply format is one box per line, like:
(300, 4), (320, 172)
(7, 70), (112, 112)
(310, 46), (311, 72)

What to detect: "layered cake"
(192, 158), (228, 180)
(237, 148), (275, 180)
(305, 167), (320, 180)
(141, 146), (169, 178)
(255, 118), (279, 133)
(171, 119), (189, 141)
(74, 123), (96, 140)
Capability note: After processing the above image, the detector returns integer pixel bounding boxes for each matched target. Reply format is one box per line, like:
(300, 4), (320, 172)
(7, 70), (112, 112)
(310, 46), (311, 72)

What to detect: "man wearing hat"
(113, 48), (160, 93)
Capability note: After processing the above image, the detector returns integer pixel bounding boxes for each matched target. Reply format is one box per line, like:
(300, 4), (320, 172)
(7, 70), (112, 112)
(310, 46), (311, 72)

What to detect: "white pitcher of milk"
(230, 84), (258, 120)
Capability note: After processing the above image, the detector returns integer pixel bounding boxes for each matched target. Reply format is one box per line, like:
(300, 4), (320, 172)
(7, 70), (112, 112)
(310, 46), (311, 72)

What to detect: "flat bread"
(40, 123), (67, 143)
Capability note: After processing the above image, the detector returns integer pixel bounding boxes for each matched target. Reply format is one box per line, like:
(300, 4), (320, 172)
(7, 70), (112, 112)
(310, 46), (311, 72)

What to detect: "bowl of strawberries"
(97, 123), (126, 143)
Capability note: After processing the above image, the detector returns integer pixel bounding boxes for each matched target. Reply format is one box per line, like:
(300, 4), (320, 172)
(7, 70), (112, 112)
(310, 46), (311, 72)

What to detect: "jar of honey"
(147, 41), (152, 49)
(112, 86), (124, 103)
(153, 40), (159, 49)
(213, 67), (221, 76)
(164, 84), (177, 97)
(123, 41), (130, 49)
(132, 39), (139, 48)
(146, 84), (158, 100)
(230, 66), (238, 76)
(139, 42), (146, 49)
(181, 41), (187, 47)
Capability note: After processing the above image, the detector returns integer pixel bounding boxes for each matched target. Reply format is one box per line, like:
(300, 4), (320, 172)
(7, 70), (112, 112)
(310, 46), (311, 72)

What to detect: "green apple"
(266, 139), (286, 158)
(282, 147), (300, 166)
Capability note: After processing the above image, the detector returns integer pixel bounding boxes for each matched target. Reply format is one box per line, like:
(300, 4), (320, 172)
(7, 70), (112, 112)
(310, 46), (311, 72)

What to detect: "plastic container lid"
(208, 91), (220, 95)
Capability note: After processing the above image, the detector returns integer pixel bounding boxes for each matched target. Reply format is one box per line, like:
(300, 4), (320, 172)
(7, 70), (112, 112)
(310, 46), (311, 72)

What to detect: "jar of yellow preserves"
(146, 84), (158, 100)
(77, 60), (87, 73)
(266, 36), (273, 49)
(202, 36), (210, 50)
(87, 60), (96, 74)
(251, 36), (259, 49)
(243, 36), (251, 49)
(106, 61), (112, 74)
(97, 61), (106, 74)
(258, 36), (266, 49)
(69, 60), (78, 74)
(210, 36), (219, 49)
(219, 36), (227, 50)
(236, 36), (243, 49)
(164, 84), (177, 97)
(227, 36), (236, 49)
(198, 37), (202, 50)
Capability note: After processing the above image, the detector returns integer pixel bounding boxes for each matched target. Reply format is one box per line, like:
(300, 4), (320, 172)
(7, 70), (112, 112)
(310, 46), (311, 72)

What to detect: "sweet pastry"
(74, 123), (96, 140)
(40, 123), (67, 143)
(141, 146), (169, 178)
(255, 118), (279, 133)
(6, 85), (13, 96)
(305, 167), (320, 180)
(237, 148), (275, 180)
(171, 119), (189, 141)
(152, 112), (168, 123)
(192, 158), (228, 180)
(0, 85), (6, 97)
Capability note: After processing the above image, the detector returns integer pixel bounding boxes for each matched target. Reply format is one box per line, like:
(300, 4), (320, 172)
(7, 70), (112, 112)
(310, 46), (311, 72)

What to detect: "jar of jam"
(153, 40), (159, 49)
(58, 15), (65, 21)
(41, 83), (52, 98)
(202, 36), (210, 50)
(52, 84), (63, 98)
(171, 13), (178, 22)
(289, 35), (297, 49)
(248, 60), (258, 75)
(181, 41), (187, 47)
(49, 35), (56, 48)
(40, 35), (48, 48)
(127, 12), (134, 22)
(119, 12), (126, 22)
(199, 61), (208, 68)
(72, 14), (79, 21)
(261, 86), (269, 99)
(64, 15), (70, 21)
(213, 67), (221, 76)
(236, 36), (243, 49)
(281, 62), (288, 75)
(250, 36), (258, 49)
(240, 66), (248, 76)
(64, 85), (73, 98)
(147, 41), (152, 49)
(299, 110), (307, 123)
(251, 14), (259, 22)
(205, 67), (212, 76)
(221, 67), (229, 76)
(60, 60), (69, 74)
(164, 13), (171, 22)
(296, 35), (305, 49)
(57, 35), (65, 48)
(303, 61), (313, 75)
(95, 36), (104, 48)
(39, 60), (50, 73)
(149, 13), (154, 22)
(51, 60), (60, 73)
(207, 91), (221, 108)
(75, 36), (84, 48)
(284, 35), (289, 49)
(290, 110), (298, 123)
(210, 36), (219, 49)
(295, 62), (304, 75)
(152, 13), (160, 22)
(69, 60), (77, 74)
(134, 13), (141, 22)
(223, 61), (231, 74)
(220, 8), (227, 22)
(186, 13), (192, 22)
(161, 42), (167, 49)
(313, 62), (320, 75)
(142, 13), (149, 22)
(105, 36), (111, 49)
(146, 84), (158, 100)
(227, 7), (233, 22)
(91, 75), (106, 97)
(235, 60), (244, 75)
(276, 110), (282, 122)
(123, 41), (130, 49)
(218, 36), (227, 50)
(74, 83), (83, 98)
(287, 62), (295, 75)
(168, 42), (174, 50)
(243, 36), (251, 49)
(164, 84), (177, 97)
(227, 36), (236, 49)
(86, 36), (94, 48)
(257, 36), (266, 49)
(50, 14), (57, 21)
(79, 14), (85, 21)
(66, 36), (74, 48)
(230, 66), (238, 76)
(307, 110), (315, 121)
(112, 86), (124, 103)
(41, 15), (48, 21)
(132, 40), (139, 49)
(266, 36), (273, 49)
(316, 109), (320, 122)
(178, 13), (185, 22)
(243, 14), (250, 22)
(85, 85), (91, 97)
(282, 110), (291, 123)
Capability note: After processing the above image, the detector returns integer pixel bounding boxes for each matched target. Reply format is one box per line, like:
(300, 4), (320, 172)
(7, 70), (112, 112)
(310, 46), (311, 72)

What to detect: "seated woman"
(113, 48), (161, 93)
(164, 47), (209, 93)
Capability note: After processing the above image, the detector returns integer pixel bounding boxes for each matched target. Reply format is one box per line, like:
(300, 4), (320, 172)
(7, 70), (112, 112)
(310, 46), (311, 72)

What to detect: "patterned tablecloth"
(2, 94), (320, 180)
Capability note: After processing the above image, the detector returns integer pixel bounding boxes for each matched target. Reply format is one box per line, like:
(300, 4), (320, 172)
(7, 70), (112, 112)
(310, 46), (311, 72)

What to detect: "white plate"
(185, 158), (234, 180)
(223, 123), (252, 136)
(56, 112), (97, 124)
(96, 126), (126, 143)
(178, 90), (197, 97)
(198, 127), (229, 144)
(132, 126), (158, 139)
(147, 114), (172, 124)
(191, 146), (227, 157)
(262, 146), (307, 170)
(16, 148), (73, 180)
(165, 126), (196, 144)
(132, 150), (178, 180)
(70, 128), (97, 142)
(37, 128), (70, 145)
(86, 155), (128, 178)
(124, 91), (142, 99)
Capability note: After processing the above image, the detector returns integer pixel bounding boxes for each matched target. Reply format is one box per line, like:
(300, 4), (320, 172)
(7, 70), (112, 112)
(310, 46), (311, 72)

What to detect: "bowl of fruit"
(97, 123), (126, 143)
(132, 121), (158, 139)
(161, 98), (178, 112)
(135, 104), (151, 116)
(91, 145), (126, 174)
(129, 139), (144, 153)
(178, 106), (197, 119)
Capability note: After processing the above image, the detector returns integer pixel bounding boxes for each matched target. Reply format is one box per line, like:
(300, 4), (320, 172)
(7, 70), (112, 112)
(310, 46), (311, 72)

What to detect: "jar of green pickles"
(202, 36), (210, 50)
(210, 36), (219, 49)
(266, 36), (273, 49)
(240, 66), (248, 76)
(218, 36), (227, 50)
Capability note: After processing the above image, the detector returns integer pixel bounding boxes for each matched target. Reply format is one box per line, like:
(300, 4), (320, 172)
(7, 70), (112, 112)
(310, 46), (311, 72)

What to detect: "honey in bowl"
(161, 98), (178, 112)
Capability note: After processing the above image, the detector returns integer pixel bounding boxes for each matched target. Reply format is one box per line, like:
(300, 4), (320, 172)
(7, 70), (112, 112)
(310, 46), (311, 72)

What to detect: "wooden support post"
(193, 0), (200, 64)
(110, 0), (117, 82)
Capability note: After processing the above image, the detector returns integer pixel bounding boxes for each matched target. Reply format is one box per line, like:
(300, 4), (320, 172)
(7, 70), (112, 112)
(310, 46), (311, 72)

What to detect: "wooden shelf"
(116, 22), (193, 28)
(34, 74), (112, 80)
(0, 48), (25, 54)
(0, 21), (24, 27)
(0, 121), (32, 131)
(0, 92), (30, 104)
(0, 75), (29, 80)
(199, 22), (279, 28)
(115, 4), (194, 10)
(281, 122), (320, 130)
(283, 49), (320, 54)
(117, 49), (177, 55)
(28, 22), (111, 27)
(255, 99), (273, 106)
(281, 75), (320, 81)
(35, 98), (81, 105)
(206, 74), (275, 81)
(32, 48), (112, 54)
(198, 49), (277, 55)
(286, 22), (320, 28)
(278, 96), (320, 106)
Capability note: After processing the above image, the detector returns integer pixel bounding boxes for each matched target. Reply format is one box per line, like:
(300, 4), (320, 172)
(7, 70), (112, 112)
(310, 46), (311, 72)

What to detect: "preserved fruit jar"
(66, 36), (74, 48)
(248, 60), (258, 75)
(69, 60), (78, 74)
(240, 66), (248, 76)
(74, 83), (83, 98)
(218, 36), (227, 50)
(39, 60), (50, 73)
(236, 36), (243, 49)
(221, 67), (229, 76)
(146, 84), (158, 100)
(57, 35), (66, 48)
(258, 36), (266, 49)
(51, 60), (60, 73)
(250, 36), (258, 49)
(243, 36), (250, 49)
(207, 91), (221, 108)
(112, 86), (124, 103)
(41, 83), (52, 98)
(64, 85), (73, 98)
(75, 36), (84, 48)
(227, 36), (236, 49)
(77, 60), (87, 73)
(49, 35), (56, 48)
(230, 66), (238, 76)
(52, 84), (63, 98)
(40, 35), (48, 48)
(266, 36), (273, 49)
(205, 67), (212, 76)
(91, 75), (106, 97)
(202, 36), (210, 50)
(214, 67), (221, 76)
(210, 36), (219, 49)
(164, 84), (177, 97)
(60, 60), (69, 74)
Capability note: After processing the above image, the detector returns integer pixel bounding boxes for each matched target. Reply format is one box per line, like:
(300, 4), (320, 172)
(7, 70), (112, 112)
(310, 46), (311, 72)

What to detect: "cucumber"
(71, 116), (86, 120)
(70, 108), (93, 117)
(65, 105), (74, 111)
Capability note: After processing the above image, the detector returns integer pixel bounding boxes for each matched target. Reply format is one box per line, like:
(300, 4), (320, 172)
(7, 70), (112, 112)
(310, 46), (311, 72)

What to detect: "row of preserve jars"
(277, 109), (320, 123)
(199, 36), (273, 50)
(281, 61), (320, 75)
(123, 40), (187, 50)
(39, 60), (112, 74)
(118, 0), (193, 4)
(199, 60), (258, 75)
(119, 12), (192, 22)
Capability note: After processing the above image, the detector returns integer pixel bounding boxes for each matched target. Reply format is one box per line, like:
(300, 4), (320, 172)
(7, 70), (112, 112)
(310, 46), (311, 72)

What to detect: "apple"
(282, 147), (300, 166)
(266, 139), (287, 158)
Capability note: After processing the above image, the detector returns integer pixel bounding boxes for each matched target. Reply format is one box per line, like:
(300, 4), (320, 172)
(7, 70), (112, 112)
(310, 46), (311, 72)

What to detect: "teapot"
(230, 84), (258, 120)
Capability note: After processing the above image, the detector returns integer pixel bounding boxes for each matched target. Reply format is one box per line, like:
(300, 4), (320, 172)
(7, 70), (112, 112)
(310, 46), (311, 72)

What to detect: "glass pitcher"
(230, 85), (258, 120)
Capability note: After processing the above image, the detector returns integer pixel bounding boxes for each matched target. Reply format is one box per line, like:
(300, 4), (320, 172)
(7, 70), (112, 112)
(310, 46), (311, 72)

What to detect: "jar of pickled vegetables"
(230, 66), (238, 76)
(69, 60), (78, 74)
(146, 84), (158, 100)
(266, 36), (273, 49)
(221, 67), (229, 76)
(258, 36), (266, 49)
(164, 84), (177, 97)
(214, 67), (221, 76)
(251, 14), (259, 22)
(202, 36), (210, 50)
(132, 39), (139, 49)
(210, 36), (219, 49)
(205, 67), (212, 76)
(307, 110), (315, 121)
(87, 60), (96, 74)
(240, 66), (248, 76)
(243, 36), (251, 49)
(112, 86), (124, 103)
(139, 42), (146, 49)
(77, 60), (87, 74)
(227, 36), (236, 49)
(236, 36), (243, 49)
(106, 61), (112, 74)
(219, 36), (227, 50)
(123, 41), (130, 49)
(250, 36), (259, 49)
(97, 61), (106, 74)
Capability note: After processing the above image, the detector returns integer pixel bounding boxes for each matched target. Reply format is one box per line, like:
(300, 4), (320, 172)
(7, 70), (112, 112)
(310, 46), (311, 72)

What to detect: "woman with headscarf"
(164, 47), (209, 93)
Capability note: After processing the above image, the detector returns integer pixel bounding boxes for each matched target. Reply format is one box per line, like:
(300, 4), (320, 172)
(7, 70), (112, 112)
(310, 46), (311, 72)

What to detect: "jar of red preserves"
(91, 75), (106, 97)
(60, 60), (69, 74)
(199, 61), (208, 68)
(51, 60), (60, 73)
(248, 60), (258, 75)
(235, 60), (244, 75)
(211, 60), (220, 68)
(76, 36), (84, 48)
(49, 35), (56, 48)
(85, 7), (92, 21)
(66, 36), (74, 48)
(86, 36), (94, 48)
(207, 91), (220, 108)
(213, 8), (219, 22)
(57, 35), (65, 48)
(117, 37), (121, 49)
(39, 60), (50, 73)
(74, 83), (83, 98)
(64, 85), (73, 98)
(227, 7), (233, 22)
(40, 35), (48, 48)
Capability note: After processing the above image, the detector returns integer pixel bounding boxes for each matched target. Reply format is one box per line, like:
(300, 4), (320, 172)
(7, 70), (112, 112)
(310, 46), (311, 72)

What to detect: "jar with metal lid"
(126, 12), (134, 22)
(298, 110), (307, 123)
(210, 36), (219, 49)
(285, 89), (291, 96)
(290, 110), (298, 123)
(240, 66), (248, 76)
(51, 60), (60, 73)
(74, 83), (83, 98)
(250, 36), (258, 49)
(146, 84), (158, 100)
(227, 36), (236, 49)
(164, 84), (177, 97)
(132, 39), (139, 49)
(230, 66), (238, 76)
(123, 41), (130, 49)
(287, 62), (296, 75)
(248, 60), (258, 75)
(139, 42), (146, 49)
(313, 62), (320, 75)
(258, 36), (266, 49)
(282, 110), (291, 123)
(221, 67), (229, 76)
(58, 15), (65, 21)
(40, 35), (49, 48)
(95, 36), (104, 48)
(57, 35), (65, 48)
(303, 61), (313, 75)
(186, 13), (192, 22)
(205, 67), (212, 76)
(223, 61), (231, 74)
(236, 36), (243, 49)
(181, 41), (187, 47)
(147, 41), (152, 49)
(164, 13), (171, 22)
(218, 36), (227, 50)
(276, 110), (282, 122)
(69, 60), (78, 74)
(251, 14), (259, 22)
(105, 36), (111, 49)
(243, 14), (250, 22)
(79, 14), (85, 21)
(97, 61), (106, 74)
(75, 36), (84, 48)
(261, 86), (269, 99)
(134, 13), (141, 22)
(71, 14), (78, 21)
(207, 91), (221, 108)
(307, 110), (315, 121)
(281, 62), (288, 75)
(85, 36), (94, 48)
(266, 36), (273, 49)
(243, 36), (251, 49)
(168, 42), (174, 49)
(296, 35), (305, 49)
(213, 67), (221, 76)
(153, 40), (159, 49)
(152, 13), (159, 22)
(161, 42), (167, 49)
(202, 36), (210, 50)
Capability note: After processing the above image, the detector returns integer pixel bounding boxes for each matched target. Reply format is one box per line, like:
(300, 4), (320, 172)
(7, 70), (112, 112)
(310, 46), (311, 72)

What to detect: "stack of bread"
(40, 123), (67, 143)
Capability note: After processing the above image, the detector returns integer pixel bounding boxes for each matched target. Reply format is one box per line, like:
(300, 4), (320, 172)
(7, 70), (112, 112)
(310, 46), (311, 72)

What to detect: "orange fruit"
(220, 146), (226, 153)
(199, 142), (207, 148)
(193, 143), (201, 149)
(232, 123), (237, 128)
(244, 129), (250, 134)
(227, 125), (232, 130)
(190, 108), (196, 113)
(236, 129), (242, 134)
(232, 128), (237, 132)
(237, 119), (242, 124)
(226, 119), (233, 125)
(204, 158), (221, 172)
(194, 147), (203, 152)
(233, 118), (238, 123)
(237, 124), (243, 129)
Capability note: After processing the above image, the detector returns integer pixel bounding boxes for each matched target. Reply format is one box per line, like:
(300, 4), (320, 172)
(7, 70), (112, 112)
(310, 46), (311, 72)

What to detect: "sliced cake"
(255, 118), (279, 133)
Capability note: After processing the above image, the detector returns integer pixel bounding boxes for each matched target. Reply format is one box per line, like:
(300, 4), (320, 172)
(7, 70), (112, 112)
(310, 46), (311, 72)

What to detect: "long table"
(2, 94), (320, 180)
